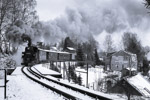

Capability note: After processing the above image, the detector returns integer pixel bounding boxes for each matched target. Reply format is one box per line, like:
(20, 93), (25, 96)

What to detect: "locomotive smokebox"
(21, 34), (32, 47)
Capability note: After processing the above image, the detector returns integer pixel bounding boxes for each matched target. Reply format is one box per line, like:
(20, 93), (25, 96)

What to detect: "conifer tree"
(69, 66), (78, 83)
(78, 74), (82, 85)
(63, 37), (74, 50)
(94, 48), (100, 65)
(76, 44), (85, 67)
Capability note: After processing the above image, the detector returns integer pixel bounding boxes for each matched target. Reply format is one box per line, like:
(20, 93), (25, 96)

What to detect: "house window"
(124, 56), (128, 60)
(116, 65), (118, 68)
(116, 57), (119, 61)
(122, 65), (124, 69)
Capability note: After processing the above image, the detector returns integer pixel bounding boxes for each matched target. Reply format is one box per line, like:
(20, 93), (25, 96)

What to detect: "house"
(110, 73), (150, 98)
(64, 47), (76, 60)
(105, 50), (137, 71)
(50, 47), (58, 51)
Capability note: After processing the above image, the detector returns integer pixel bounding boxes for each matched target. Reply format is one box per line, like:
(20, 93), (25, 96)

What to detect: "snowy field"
(76, 66), (106, 89)
(5, 67), (65, 100)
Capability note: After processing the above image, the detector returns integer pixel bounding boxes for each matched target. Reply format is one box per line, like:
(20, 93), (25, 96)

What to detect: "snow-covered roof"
(50, 47), (57, 51)
(123, 50), (136, 56)
(38, 48), (71, 54)
(127, 73), (150, 97)
(146, 52), (150, 61)
(125, 67), (137, 71)
(112, 50), (136, 57)
(67, 47), (76, 51)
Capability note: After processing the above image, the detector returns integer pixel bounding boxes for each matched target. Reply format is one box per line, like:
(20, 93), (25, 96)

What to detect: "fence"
(0, 69), (7, 99)
(47, 60), (94, 88)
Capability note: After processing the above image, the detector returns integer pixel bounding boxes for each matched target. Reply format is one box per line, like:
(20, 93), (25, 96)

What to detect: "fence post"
(60, 61), (61, 73)
(63, 62), (65, 79)
(4, 69), (6, 99)
(86, 63), (89, 88)
(68, 61), (70, 82)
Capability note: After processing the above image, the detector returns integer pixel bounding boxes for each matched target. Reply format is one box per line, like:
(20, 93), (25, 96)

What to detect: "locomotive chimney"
(21, 34), (32, 47)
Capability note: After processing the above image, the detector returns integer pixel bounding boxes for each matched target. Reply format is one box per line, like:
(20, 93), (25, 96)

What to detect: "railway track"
(21, 66), (117, 100)
(30, 67), (114, 100)
(22, 66), (95, 100)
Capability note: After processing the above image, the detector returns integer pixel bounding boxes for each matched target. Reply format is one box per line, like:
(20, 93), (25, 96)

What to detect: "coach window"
(116, 65), (118, 68)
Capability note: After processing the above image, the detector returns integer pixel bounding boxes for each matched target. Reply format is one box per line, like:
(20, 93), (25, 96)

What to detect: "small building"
(110, 74), (150, 98)
(64, 47), (76, 60)
(121, 67), (137, 77)
(105, 50), (137, 71)
(50, 47), (58, 51)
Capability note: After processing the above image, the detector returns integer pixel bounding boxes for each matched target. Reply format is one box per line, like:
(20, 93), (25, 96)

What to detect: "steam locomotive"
(21, 45), (38, 66)
(21, 44), (73, 66)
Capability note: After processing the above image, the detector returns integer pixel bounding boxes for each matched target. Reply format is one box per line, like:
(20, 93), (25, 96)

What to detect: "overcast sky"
(36, 0), (150, 50)
(36, 0), (76, 21)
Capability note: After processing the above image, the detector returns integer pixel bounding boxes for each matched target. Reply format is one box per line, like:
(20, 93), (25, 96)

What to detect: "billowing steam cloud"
(6, 0), (150, 65)
(7, 0), (150, 50)
(39, 0), (150, 50)
(6, 20), (34, 46)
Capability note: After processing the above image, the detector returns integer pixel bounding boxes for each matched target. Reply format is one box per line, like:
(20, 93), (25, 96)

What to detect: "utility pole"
(86, 62), (89, 88)
(129, 56), (132, 76)
(68, 61), (70, 82)
(4, 69), (7, 99)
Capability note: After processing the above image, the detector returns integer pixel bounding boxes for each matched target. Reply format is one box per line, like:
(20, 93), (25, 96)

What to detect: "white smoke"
(12, 43), (27, 65)
(37, 0), (150, 50)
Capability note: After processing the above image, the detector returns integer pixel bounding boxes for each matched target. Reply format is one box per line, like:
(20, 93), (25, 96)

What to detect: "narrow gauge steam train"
(21, 45), (73, 66)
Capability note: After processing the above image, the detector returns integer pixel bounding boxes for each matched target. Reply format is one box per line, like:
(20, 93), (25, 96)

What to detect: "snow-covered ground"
(35, 63), (106, 88)
(75, 66), (107, 89)
(32, 64), (125, 100)
(33, 64), (61, 75)
(26, 67), (95, 100)
(39, 63), (109, 90)
(5, 67), (65, 100)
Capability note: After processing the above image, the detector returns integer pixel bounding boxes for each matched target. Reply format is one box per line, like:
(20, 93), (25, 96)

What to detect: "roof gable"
(126, 74), (150, 97)
(112, 50), (136, 57)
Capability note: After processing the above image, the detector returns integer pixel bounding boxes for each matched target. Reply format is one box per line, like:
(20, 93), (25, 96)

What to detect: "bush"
(0, 55), (16, 69)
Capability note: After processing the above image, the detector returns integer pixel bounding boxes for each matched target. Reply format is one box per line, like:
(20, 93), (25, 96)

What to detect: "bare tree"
(103, 34), (115, 53)
(0, 0), (12, 35)
(122, 32), (148, 72)
(0, 0), (38, 53)
(144, 0), (150, 9)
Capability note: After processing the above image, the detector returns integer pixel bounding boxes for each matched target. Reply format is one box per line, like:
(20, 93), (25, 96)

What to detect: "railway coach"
(38, 48), (73, 62)
(22, 46), (74, 66)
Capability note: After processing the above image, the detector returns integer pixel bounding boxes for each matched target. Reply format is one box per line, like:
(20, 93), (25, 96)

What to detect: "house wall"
(71, 53), (76, 60)
(111, 55), (130, 71)
(110, 51), (137, 71)
(105, 57), (111, 70)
